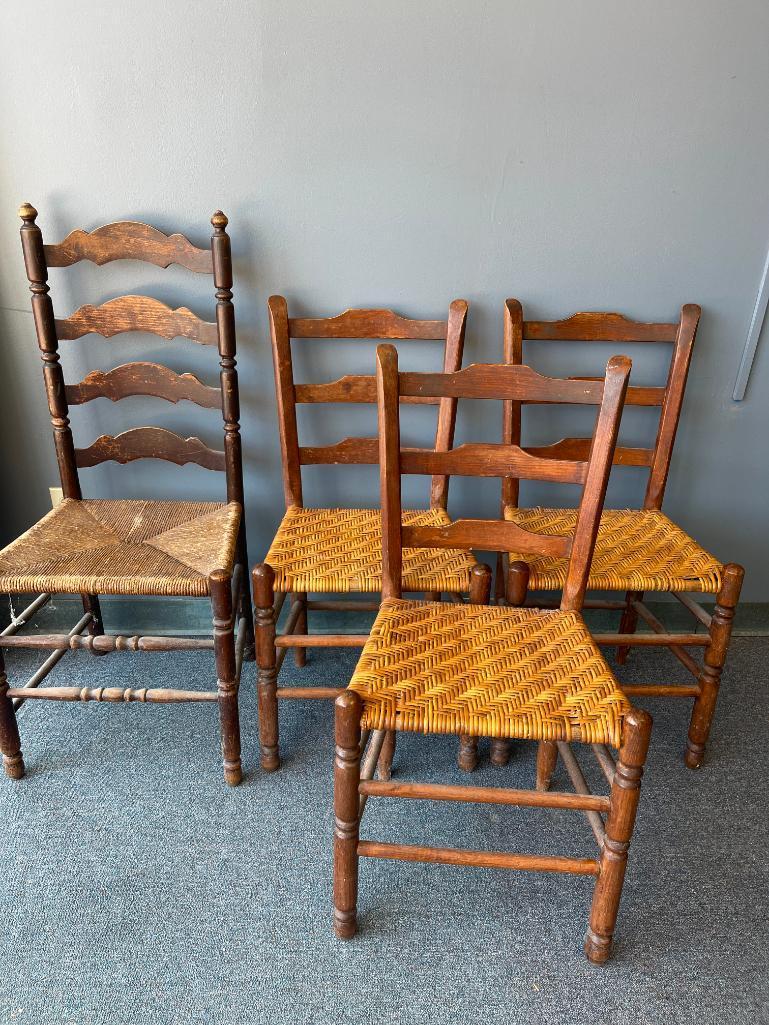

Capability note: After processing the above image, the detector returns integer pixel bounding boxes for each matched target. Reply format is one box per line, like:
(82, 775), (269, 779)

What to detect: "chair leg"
(81, 593), (107, 656)
(236, 524), (256, 662)
(333, 691), (362, 939)
(490, 738), (511, 767)
(535, 740), (558, 791)
(253, 565), (280, 772)
(616, 590), (642, 665)
(585, 708), (652, 963)
(685, 563), (744, 769)
(0, 653), (24, 780)
(376, 730), (396, 780)
(210, 570), (242, 786)
(292, 592), (307, 668)
(457, 734), (479, 771)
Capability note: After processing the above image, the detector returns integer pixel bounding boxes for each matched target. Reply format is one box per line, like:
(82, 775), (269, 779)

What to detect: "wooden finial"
(19, 203), (38, 223)
(211, 210), (228, 231)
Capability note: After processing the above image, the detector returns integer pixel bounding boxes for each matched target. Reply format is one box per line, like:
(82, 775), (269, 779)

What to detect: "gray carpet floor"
(0, 637), (767, 1024)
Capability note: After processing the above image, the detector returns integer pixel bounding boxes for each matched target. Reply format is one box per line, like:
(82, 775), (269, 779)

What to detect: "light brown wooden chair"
(495, 300), (743, 769)
(333, 345), (653, 963)
(0, 205), (253, 785)
(252, 297), (477, 773)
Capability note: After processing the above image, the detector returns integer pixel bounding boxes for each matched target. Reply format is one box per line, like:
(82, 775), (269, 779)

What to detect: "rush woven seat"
(503, 507), (723, 593)
(265, 507), (477, 593)
(0, 498), (241, 598)
(348, 598), (630, 746)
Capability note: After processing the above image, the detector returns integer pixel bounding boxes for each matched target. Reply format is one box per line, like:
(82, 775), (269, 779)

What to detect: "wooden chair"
(0, 205), (253, 786)
(495, 300), (743, 769)
(252, 297), (477, 773)
(333, 345), (653, 963)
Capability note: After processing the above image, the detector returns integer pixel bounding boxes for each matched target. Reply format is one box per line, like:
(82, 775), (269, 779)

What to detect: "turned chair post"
(0, 652), (24, 780)
(333, 690), (363, 939)
(457, 563), (492, 772)
(20, 204), (105, 649)
(211, 211), (255, 662)
(685, 563), (744, 768)
(210, 568), (242, 786)
(488, 560), (531, 769)
(585, 707), (652, 963)
(253, 563), (280, 771)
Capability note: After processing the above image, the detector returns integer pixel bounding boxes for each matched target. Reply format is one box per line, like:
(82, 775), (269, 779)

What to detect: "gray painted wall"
(1, 0), (768, 598)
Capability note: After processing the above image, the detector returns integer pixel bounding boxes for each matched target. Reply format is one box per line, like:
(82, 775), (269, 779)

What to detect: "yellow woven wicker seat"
(0, 498), (241, 598)
(503, 507), (723, 593)
(265, 507), (477, 593)
(348, 598), (630, 746)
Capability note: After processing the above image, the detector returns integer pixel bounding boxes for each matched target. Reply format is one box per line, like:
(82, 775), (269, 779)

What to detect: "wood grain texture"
(299, 438), (379, 465)
(524, 311), (677, 342)
(65, 363), (221, 407)
(294, 376), (438, 404)
(44, 221), (212, 272)
(562, 357), (631, 610)
(75, 427), (225, 470)
(55, 295), (218, 344)
(402, 519), (571, 557)
(400, 443), (587, 483)
(399, 364), (605, 403)
(289, 307), (448, 339)
(522, 438), (653, 467)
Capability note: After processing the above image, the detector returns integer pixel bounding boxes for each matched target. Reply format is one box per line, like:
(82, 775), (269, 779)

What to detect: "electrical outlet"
(49, 486), (63, 508)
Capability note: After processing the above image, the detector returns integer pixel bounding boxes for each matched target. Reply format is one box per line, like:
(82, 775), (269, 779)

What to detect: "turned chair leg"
(585, 707), (652, 963)
(685, 563), (744, 769)
(0, 653), (24, 780)
(81, 593), (107, 656)
(616, 590), (642, 665)
(490, 738), (511, 767)
(210, 569), (242, 786)
(333, 691), (362, 939)
(535, 740), (558, 791)
(292, 592), (308, 668)
(377, 730), (396, 780)
(253, 564), (280, 771)
(236, 524), (256, 662)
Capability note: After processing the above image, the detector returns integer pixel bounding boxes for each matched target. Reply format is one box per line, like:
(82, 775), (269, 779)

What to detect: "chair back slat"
(399, 364), (605, 404)
(65, 363), (221, 408)
(377, 344), (630, 609)
(299, 438), (379, 465)
(288, 308), (448, 339)
(523, 438), (653, 467)
(402, 519), (571, 557)
(523, 311), (678, 342)
(501, 299), (701, 512)
(400, 444), (587, 484)
(55, 296), (218, 344)
(74, 427), (225, 471)
(269, 294), (468, 510)
(18, 205), (244, 503)
(43, 221), (212, 273)
(294, 377), (439, 405)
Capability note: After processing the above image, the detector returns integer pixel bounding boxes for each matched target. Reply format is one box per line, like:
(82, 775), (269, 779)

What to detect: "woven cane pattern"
(0, 498), (241, 597)
(503, 507), (723, 593)
(265, 507), (477, 593)
(349, 599), (630, 746)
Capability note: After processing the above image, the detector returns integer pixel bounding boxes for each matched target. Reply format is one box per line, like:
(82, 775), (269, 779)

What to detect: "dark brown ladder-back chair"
(0, 205), (253, 786)
(333, 345), (653, 963)
(252, 297), (477, 774)
(495, 300), (743, 769)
